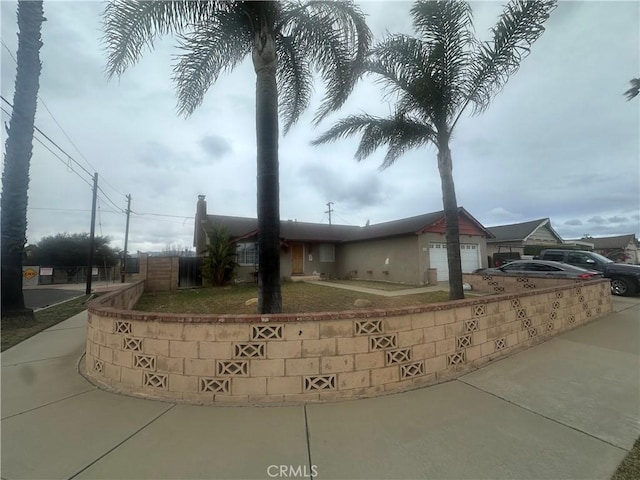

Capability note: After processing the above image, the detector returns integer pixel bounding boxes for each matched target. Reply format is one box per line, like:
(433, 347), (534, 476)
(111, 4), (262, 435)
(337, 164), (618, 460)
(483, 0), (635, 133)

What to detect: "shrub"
(201, 225), (238, 286)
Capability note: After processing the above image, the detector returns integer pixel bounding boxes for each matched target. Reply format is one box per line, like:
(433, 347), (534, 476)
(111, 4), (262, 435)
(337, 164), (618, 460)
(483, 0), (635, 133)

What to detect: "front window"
(319, 244), (335, 262)
(236, 242), (258, 265)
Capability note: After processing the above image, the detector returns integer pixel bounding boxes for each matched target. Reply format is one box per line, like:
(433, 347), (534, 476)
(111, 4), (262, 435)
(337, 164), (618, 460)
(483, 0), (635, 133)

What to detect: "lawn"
(1, 294), (94, 351)
(134, 281), (451, 314)
(613, 437), (640, 480)
(324, 279), (423, 291)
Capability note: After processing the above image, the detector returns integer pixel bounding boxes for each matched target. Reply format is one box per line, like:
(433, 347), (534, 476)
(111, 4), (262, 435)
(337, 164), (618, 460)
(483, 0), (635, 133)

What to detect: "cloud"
(587, 216), (607, 224)
(564, 219), (583, 226)
(299, 163), (388, 209)
(199, 135), (231, 159)
(483, 207), (523, 224)
(608, 216), (628, 224)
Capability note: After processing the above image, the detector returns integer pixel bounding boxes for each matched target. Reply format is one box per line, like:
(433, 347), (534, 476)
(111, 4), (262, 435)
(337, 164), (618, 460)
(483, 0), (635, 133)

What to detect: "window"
(319, 244), (335, 262)
(502, 263), (527, 272)
(236, 242), (258, 265)
(544, 252), (565, 262)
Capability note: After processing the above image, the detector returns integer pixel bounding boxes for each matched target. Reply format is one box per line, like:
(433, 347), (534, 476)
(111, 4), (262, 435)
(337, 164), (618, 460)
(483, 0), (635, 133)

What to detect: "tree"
(314, 0), (556, 300)
(201, 224), (238, 286)
(624, 78), (639, 100)
(1, 1), (45, 319)
(102, 1), (371, 313)
(30, 233), (119, 267)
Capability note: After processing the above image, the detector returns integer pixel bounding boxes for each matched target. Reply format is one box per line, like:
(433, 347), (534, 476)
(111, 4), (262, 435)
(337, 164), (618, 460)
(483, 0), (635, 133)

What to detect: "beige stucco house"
(486, 218), (564, 264)
(582, 234), (639, 264)
(194, 195), (493, 285)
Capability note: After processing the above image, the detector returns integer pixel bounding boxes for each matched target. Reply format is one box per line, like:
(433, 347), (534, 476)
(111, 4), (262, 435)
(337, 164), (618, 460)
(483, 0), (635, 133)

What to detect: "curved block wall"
(84, 279), (612, 404)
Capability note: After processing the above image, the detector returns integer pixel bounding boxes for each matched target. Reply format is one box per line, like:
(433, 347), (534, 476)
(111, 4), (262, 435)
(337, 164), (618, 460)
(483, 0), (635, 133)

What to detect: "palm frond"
(172, 9), (252, 116)
(279, 0), (372, 125)
(463, 0), (556, 116)
(367, 34), (441, 124)
(624, 78), (640, 101)
(410, 0), (474, 119)
(102, 0), (226, 78)
(277, 34), (313, 133)
(312, 113), (435, 168)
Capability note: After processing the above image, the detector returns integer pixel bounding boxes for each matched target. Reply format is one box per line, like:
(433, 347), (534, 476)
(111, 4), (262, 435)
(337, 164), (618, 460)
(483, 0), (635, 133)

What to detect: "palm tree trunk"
(437, 138), (464, 300)
(1, 0), (44, 319)
(253, 18), (282, 314)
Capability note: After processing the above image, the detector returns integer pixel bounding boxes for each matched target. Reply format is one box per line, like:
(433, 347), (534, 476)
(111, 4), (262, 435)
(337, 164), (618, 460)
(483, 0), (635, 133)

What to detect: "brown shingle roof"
(204, 207), (491, 243)
(487, 218), (562, 243)
(582, 234), (637, 250)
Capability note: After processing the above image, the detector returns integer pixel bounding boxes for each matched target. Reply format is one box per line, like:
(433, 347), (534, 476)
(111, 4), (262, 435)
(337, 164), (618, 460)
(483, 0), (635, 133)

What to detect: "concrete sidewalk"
(1, 297), (638, 480)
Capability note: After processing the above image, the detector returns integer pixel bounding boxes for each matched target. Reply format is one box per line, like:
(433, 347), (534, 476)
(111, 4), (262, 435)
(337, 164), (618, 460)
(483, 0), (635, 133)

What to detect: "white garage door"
(429, 243), (480, 282)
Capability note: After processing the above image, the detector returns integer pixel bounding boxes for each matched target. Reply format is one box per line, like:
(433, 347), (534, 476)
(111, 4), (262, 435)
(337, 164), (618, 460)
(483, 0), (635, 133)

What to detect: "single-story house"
(581, 234), (639, 264)
(486, 218), (564, 263)
(194, 195), (493, 285)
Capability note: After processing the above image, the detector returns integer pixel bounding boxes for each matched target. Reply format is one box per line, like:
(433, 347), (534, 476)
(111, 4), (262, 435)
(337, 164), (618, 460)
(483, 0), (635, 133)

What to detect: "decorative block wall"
(84, 279), (612, 404)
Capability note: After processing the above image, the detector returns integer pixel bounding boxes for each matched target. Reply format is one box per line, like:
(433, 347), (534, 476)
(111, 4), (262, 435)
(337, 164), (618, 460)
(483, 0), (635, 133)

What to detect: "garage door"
(429, 243), (480, 282)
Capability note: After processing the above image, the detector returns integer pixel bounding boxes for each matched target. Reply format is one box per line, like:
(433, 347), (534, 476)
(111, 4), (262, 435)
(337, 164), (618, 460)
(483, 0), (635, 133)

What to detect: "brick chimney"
(194, 195), (207, 255)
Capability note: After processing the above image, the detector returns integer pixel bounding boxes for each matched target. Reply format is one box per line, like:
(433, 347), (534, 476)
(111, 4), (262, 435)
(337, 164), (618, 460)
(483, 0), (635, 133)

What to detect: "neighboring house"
(582, 234), (639, 264)
(194, 196), (493, 285)
(486, 218), (564, 264)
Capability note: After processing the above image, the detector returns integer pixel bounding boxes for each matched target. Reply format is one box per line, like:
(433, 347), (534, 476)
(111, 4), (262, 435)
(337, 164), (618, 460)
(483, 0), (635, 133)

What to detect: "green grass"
(134, 282), (451, 314)
(612, 437), (640, 480)
(1, 294), (94, 351)
(324, 279), (423, 291)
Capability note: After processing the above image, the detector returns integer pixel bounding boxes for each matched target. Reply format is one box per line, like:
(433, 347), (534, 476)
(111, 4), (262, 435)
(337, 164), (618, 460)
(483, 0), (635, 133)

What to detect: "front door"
(292, 244), (304, 275)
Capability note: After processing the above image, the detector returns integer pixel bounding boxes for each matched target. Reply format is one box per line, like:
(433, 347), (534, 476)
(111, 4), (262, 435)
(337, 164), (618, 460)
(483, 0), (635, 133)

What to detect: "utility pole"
(325, 201), (334, 226)
(121, 194), (131, 283)
(86, 173), (98, 295)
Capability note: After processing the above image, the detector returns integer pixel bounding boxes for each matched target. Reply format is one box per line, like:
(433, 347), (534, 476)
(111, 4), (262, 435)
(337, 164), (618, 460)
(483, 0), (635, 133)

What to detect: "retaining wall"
(84, 278), (612, 405)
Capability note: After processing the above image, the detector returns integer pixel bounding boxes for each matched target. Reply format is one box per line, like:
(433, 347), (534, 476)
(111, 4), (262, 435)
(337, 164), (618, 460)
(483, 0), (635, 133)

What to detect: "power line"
(2, 99), (125, 214)
(132, 212), (194, 219)
(2, 37), (126, 198)
(1, 96), (93, 177)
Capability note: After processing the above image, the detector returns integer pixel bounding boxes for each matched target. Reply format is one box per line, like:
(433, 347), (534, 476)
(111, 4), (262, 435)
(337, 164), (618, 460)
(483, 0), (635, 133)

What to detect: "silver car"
(474, 260), (604, 279)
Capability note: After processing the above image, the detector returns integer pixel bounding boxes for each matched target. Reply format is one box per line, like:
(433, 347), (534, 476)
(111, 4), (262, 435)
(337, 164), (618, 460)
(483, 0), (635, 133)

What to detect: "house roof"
(202, 207), (492, 244)
(582, 234), (637, 250)
(487, 218), (562, 243)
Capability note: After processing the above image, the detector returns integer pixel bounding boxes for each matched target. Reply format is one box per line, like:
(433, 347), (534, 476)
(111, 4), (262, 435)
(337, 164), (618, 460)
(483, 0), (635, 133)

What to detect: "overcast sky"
(1, 0), (639, 254)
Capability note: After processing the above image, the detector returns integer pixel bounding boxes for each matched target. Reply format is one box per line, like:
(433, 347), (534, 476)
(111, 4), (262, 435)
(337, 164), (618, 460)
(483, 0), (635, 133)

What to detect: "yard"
(134, 281), (451, 314)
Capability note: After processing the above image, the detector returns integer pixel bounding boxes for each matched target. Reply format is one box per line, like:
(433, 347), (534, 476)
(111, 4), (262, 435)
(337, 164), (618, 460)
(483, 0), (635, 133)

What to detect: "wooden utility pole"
(325, 201), (334, 225)
(86, 173), (98, 295)
(120, 194), (131, 283)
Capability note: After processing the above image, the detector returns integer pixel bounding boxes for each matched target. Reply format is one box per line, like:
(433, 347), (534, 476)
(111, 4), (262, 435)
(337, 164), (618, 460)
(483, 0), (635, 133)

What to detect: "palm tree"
(103, 1), (371, 313)
(314, 0), (556, 300)
(1, 0), (45, 319)
(624, 78), (639, 100)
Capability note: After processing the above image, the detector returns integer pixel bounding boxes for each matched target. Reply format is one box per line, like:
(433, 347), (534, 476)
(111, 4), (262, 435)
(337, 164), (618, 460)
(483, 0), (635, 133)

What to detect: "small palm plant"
(314, 0), (556, 300)
(202, 225), (238, 286)
(102, 1), (371, 312)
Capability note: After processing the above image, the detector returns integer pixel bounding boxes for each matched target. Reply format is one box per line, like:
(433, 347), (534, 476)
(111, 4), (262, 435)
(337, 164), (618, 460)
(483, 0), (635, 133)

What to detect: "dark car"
(473, 259), (604, 279)
(536, 249), (640, 296)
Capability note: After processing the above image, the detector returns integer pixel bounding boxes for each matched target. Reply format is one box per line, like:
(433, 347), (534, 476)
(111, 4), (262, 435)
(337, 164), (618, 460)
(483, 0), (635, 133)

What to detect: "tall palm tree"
(314, 0), (556, 300)
(103, 0), (371, 313)
(1, 0), (45, 319)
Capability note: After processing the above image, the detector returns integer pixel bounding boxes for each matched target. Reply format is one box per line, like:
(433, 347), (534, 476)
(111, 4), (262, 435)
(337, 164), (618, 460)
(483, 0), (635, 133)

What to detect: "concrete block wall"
(84, 279), (612, 405)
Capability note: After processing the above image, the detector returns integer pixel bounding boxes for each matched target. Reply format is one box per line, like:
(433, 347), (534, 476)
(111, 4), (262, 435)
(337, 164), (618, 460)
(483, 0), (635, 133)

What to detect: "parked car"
(473, 259), (604, 280)
(535, 249), (640, 296)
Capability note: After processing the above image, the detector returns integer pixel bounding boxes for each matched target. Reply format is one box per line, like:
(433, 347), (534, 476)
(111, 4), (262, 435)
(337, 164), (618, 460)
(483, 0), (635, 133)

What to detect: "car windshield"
(588, 252), (614, 264)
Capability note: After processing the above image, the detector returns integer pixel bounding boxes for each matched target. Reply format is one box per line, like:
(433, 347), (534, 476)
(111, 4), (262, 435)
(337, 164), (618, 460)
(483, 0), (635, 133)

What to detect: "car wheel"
(610, 277), (636, 296)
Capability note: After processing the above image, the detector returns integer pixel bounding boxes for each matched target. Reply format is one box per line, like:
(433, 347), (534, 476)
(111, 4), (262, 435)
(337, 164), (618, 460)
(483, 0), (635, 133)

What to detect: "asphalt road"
(23, 289), (84, 310)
